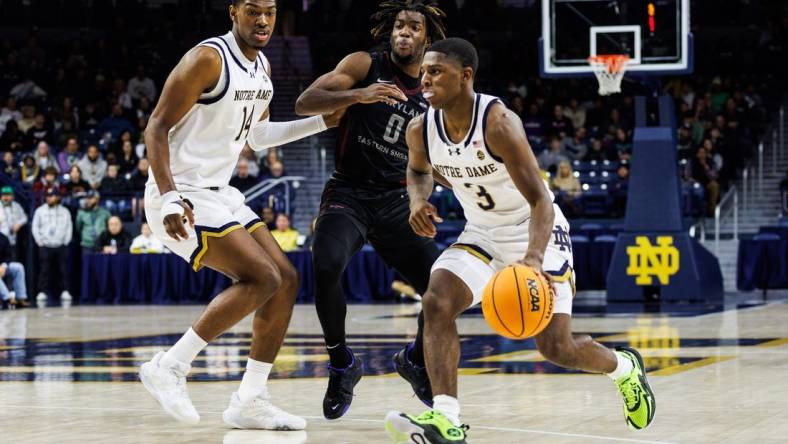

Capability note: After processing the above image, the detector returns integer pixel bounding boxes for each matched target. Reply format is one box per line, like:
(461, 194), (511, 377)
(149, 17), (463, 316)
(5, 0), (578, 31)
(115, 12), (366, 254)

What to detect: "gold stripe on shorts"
(449, 243), (493, 265)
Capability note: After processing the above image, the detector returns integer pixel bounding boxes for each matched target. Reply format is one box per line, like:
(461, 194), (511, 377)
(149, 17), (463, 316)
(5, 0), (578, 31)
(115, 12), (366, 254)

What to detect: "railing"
(243, 175), (305, 216)
(714, 185), (738, 255)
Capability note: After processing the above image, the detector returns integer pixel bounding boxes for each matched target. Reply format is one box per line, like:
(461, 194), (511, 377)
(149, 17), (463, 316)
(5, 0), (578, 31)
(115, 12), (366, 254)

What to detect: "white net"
(588, 55), (630, 96)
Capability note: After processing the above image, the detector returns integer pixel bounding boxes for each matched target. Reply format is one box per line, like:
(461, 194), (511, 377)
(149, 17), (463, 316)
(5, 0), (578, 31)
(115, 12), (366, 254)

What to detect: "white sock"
(433, 395), (461, 427)
(161, 327), (208, 368)
(238, 358), (273, 403)
(607, 350), (634, 380)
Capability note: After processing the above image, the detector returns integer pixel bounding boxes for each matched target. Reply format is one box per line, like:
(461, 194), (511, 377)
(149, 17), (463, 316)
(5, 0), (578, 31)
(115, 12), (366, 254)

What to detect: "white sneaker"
(36, 292), (47, 302)
(223, 389), (306, 430)
(139, 351), (200, 424)
(60, 291), (72, 302)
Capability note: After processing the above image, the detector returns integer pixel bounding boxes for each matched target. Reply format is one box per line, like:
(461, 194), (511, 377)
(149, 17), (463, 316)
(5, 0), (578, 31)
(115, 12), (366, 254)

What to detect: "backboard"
(539, 0), (692, 77)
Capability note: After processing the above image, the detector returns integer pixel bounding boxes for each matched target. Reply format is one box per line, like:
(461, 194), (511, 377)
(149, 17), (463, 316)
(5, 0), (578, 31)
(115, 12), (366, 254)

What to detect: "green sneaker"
(384, 409), (468, 443)
(615, 346), (656, 430)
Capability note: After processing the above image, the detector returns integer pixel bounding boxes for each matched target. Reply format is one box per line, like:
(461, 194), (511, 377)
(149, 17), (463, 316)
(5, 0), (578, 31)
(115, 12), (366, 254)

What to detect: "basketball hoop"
(588, 54), (630, 96)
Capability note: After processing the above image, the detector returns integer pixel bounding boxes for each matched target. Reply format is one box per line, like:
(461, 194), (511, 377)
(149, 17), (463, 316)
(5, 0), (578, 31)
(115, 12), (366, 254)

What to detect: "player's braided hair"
(370, 0), (447, 42)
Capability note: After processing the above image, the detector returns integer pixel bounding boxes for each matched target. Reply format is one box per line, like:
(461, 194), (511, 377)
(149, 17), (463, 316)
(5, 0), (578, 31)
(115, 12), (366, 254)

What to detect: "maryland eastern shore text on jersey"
(334, 50), (428, 189)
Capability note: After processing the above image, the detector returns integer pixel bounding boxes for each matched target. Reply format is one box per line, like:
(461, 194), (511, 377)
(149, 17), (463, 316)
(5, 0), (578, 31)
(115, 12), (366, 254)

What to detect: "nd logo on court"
(626, 236), (680, 285)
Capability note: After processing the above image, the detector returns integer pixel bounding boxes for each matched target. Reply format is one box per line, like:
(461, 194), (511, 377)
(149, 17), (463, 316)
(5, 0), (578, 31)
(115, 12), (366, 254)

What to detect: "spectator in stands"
(34, 141), (59, 173)
(130, 222), (165, 254)
(76, 144), (107, 189)
(0, 186), (28, 257)
(261, 206), (276, 230)
(552, 161), (581, 215)
(19, 154), (38, 184)
(23, 114), (53, 147)
(560, 127), (588, 161)
(17, 105), (35, 133)
(613, 128), (632, 161)
(0, 231), (28, 308)
(522, 103), (547, 149)
(583, 138), (611, 162)
(31, 187), (72, 304)
(549, 104), (573, 138)
(612, 163), (630, 216)
(97, 216), (132, 254)
(127, 65), (157, 103)
(237, 146), (261, 177)
(128, 157), (149, 191)
(99, 164), (130, 215)
(0, 97), (22, 136)
(262, 160), (295, 215)
(563, 98), (586, 129)
(230, 158), (258, 192)
(2, 152), (20, 180)
(64, 165), (91, 198)
(97, 103), (134, 142)
(537, 136), (569, 174)
(116, 139), (138, 175)
(57, 137), (82, 172)
(271, 213), (299, 252)
(691, 146), (720, 216)
(701, 138), (723, 173)
(260, 148), (282, 176)
(32, 166), (65, 205)
(9, 76), (47, 102)
(111, 78), (133, 110)
(76, 190), (110, 254)
(0, 120), (25, 152)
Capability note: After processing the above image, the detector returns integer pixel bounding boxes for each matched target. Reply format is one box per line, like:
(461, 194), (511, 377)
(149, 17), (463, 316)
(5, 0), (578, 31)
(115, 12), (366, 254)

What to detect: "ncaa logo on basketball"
(626, 236), (680, 285)
(527, 277), (540, 312)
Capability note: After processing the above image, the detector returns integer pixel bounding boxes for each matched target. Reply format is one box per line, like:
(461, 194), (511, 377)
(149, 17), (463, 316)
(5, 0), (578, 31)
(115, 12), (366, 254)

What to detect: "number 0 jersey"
(424, 93), (554, 228)
(150, 31), (274, 188)
(334, 50), (428, 189)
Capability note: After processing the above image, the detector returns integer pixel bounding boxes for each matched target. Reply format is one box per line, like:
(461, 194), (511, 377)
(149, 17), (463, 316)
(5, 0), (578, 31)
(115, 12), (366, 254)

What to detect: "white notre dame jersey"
(150, 31), (274, 188)
(424, 93), (554, 228)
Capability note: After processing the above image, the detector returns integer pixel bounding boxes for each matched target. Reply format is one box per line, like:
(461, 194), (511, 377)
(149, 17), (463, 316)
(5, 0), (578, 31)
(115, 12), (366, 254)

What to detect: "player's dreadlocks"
(370, 0), (447, 43)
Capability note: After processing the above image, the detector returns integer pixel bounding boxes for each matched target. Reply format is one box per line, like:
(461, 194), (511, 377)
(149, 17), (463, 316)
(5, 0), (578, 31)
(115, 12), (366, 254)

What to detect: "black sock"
(409, 310), (426, 367)
(327, 343), (353, 369)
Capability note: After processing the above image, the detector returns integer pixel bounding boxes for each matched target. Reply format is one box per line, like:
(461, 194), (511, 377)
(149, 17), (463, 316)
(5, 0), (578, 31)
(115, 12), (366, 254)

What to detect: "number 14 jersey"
(154, 31), (274, 188)
(424, 93), (554, 228)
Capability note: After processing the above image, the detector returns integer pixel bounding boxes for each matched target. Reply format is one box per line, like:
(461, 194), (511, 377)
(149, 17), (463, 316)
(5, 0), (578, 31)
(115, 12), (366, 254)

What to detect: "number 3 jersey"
(424, 93), (554, 228)
(153, 31), (274, 188)
(334, 50), (428, 188)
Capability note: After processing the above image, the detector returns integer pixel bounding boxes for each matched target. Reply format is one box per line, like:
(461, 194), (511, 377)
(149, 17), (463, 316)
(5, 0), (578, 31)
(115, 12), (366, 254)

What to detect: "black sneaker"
(394, 346), (433, 407)
(323, 353), (363, 419)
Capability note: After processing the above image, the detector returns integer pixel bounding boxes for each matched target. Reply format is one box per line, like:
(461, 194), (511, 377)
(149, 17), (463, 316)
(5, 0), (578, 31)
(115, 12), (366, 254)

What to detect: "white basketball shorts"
(431, 204), (575, 314)
(145, 183), (263, 271)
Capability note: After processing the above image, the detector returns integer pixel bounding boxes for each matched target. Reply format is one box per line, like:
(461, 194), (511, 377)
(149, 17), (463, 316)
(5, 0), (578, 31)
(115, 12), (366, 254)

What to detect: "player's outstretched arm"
(406, 115), (443, 238)
(245, 62), (345, 152)
(145, 46), (220, 239)
(294, 51), (407, 116)
(486, 103), (555, 268)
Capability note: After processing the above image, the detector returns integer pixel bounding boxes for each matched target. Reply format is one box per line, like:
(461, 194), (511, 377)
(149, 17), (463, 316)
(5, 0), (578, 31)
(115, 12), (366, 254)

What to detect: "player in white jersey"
(138, 0), (343, 430)
(384, 38), (655, 443)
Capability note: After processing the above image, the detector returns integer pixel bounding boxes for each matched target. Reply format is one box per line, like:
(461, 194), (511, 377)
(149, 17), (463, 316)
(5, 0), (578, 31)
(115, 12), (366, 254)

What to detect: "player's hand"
(409, 198), (443, 238)
(517, 255), (556, 294)
(355, 83), (408, 106)
(322, 107), (347, 128)
(161, 192), (194, 241)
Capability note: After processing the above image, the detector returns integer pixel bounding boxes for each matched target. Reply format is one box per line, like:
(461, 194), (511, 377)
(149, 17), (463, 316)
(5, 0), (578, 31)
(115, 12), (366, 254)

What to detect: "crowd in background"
(0, 0), (783, 306)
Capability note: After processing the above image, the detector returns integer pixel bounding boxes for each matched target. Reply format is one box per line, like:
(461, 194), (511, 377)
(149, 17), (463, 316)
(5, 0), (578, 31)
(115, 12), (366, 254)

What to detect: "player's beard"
(391, 43), (424, 67)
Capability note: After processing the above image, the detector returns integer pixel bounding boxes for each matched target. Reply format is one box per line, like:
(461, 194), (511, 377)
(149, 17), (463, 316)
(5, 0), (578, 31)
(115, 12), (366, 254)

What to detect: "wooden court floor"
(1, 300), (788, 443)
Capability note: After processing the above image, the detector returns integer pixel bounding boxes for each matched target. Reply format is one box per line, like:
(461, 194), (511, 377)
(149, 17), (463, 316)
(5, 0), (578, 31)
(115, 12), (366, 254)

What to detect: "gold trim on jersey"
(450, 243), (493, 265)
(191, 223), (244, 271)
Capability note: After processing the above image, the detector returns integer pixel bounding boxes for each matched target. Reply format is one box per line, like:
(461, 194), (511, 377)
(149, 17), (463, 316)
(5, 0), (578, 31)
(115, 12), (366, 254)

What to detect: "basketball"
(481, 265), (555, 339)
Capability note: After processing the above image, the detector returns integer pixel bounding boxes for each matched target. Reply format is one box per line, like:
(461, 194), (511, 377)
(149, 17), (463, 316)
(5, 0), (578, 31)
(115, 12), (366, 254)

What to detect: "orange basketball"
(481, 265), (554, 339)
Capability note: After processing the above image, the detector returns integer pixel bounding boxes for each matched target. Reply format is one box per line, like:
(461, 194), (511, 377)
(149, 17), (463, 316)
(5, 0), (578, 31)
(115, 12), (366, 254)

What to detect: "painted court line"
(5, 404), (676, 444)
